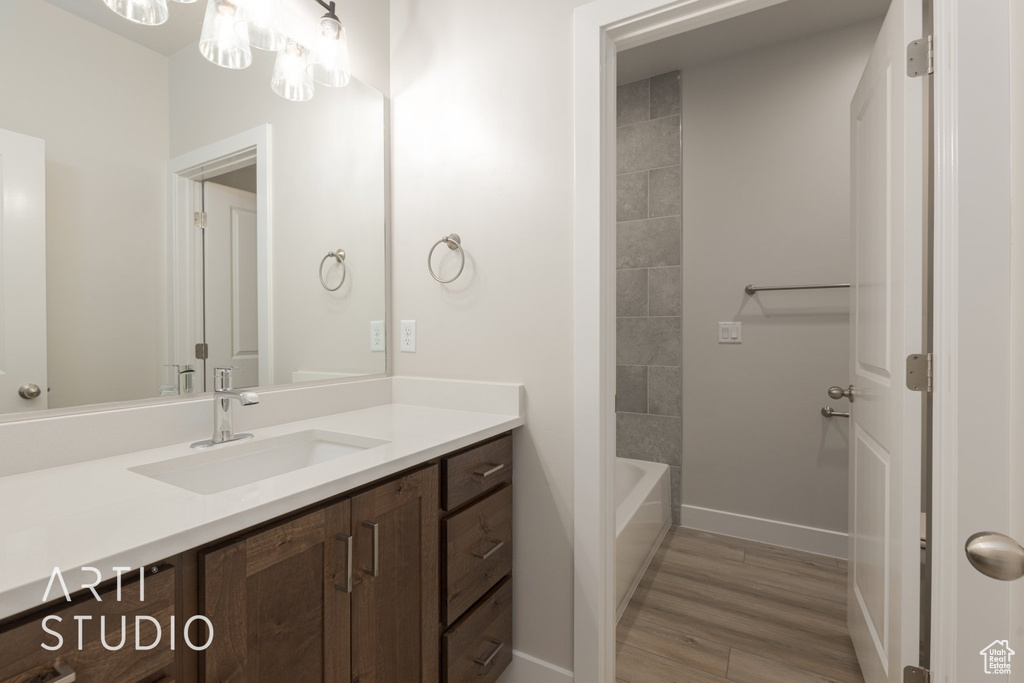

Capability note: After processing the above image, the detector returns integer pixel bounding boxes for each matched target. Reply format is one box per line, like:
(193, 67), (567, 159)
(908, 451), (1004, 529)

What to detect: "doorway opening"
(573, 0), (934, 680)
(167, 126), (272, 396)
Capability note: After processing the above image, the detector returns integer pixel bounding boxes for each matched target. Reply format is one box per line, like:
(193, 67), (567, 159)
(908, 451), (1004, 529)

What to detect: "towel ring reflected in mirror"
(428, 233), (465, 284)
(319, 249), (347, 291)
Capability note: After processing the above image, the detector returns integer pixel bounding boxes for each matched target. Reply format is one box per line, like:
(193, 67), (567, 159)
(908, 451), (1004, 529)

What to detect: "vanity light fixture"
(307, 0), (351, 88)
(102, 0), (169, 26)
(104, 0), (352, 101)
(272, 39), (315, 102)
(199, 0), (253, 70)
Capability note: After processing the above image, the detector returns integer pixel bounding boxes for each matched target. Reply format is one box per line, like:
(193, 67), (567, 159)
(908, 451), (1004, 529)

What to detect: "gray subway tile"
(617, 317), (682, 366)
(648, 266), (681, 317)
(650, 71), (681, 119)
(649, 166), (681, 218)
(617, 268), (648, 317)
(617, 116), (680, 175)
(649, 366), (682, 417)
(617, 216), (681, 269)
(617, 79), (650, 127)
(616, 412), (682, 467)
(616, 365), (648, 414)
(617, 171), (648, 222)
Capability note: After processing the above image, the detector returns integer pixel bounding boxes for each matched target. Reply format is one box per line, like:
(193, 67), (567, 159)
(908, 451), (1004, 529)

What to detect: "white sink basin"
(130, 430), (389, 494)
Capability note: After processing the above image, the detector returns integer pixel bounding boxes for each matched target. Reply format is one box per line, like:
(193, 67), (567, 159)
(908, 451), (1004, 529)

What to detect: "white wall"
(389, 0), (589, 675)
(680, 21), (879, 535)
(0, 0), (170, 409)
(169, 40), (389, 384)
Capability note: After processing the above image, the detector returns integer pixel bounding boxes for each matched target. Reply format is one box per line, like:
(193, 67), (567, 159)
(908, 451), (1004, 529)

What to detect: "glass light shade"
(307, 16), (351, 88)
(272, 40), (315, 102)
(234, 0), (285, 51)
(199, 0), (252, 70)
(102, 0), (168, 25)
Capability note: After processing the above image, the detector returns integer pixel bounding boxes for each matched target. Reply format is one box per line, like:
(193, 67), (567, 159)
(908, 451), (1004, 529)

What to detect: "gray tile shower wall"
(616, 71), (683, 523)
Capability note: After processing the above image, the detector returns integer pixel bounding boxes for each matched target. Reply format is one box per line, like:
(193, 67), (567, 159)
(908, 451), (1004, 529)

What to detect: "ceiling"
(617, 0), (890, 84)
(41, 0), (206, 56)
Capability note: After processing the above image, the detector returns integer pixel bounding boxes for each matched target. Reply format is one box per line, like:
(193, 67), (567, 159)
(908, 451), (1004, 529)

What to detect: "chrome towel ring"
(428, 233), (465, 284)
(319, 249), (347, 291)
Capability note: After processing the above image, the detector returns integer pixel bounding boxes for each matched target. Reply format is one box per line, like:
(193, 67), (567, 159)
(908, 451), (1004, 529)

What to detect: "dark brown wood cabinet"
(350, 466), (439, 683)
(199, 499), (352, 683)
(0, 564), (176, 683)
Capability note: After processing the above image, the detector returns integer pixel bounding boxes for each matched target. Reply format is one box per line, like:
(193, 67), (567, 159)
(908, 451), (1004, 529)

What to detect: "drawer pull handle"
(474, 638), (505, 668)
(336, 533), (353, 593)
(363, 521), (380, 577)
(473, 463), (505, 479)
(473, 539), (505, 560)
(37, 663), (76, 683)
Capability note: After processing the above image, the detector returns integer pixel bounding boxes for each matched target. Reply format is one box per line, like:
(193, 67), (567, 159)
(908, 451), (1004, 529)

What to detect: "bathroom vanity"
(0, 384), (521, 683)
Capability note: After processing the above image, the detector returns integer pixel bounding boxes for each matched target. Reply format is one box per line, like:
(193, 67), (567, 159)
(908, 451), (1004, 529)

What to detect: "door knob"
(965, 531), (1024, 581)
(827, 385), (856, 402)
(18, 383), (41, 400)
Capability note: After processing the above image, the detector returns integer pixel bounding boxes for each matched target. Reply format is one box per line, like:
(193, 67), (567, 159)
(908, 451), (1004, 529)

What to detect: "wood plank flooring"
(616, 527), (864, 683)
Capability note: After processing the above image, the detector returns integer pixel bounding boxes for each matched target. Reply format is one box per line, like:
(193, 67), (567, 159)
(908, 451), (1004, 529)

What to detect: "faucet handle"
(214, 366), (235, 391)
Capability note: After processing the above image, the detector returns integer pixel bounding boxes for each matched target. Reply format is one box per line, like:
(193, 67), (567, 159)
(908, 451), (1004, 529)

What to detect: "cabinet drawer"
(443, 485), (512, 625)
(0, 567), (176, 683)
(442, 578), (512, 683)
(443, 434), (512, 512)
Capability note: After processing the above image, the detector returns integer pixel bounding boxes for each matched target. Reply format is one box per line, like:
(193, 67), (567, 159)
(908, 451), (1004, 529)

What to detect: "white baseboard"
(496, 650), (574, 683)
(679, 504), (848, 559)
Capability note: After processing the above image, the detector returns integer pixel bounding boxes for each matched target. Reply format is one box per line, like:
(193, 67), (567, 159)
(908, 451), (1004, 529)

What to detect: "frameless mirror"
(0, 0), (387, 418)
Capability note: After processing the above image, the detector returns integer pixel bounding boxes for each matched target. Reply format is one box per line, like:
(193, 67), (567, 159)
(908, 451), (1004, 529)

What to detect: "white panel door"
(847, 1), (924, 681)
(0, 129), (47, 413)
(203, 181), (259, 389)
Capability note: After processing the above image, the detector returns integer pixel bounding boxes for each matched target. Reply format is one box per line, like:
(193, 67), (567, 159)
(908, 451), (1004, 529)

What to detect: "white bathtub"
(615, 458), (671, 620)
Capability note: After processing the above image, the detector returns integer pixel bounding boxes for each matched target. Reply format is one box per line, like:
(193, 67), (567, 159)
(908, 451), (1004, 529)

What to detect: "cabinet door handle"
(474, 638), (504, 668)
(362, 521), (380, 577)
(336, 533), (353, 593)
(473, 463), (505, 479)
(473, 538), (505, 560)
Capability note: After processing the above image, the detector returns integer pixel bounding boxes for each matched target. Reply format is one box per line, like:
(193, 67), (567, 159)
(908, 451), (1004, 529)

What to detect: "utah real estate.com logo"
(980, 640), (1015, 675)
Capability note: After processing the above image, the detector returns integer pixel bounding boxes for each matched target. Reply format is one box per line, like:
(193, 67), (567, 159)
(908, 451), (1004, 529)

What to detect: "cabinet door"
(200, 499), (352, 683)
(351, 466), (439, 683)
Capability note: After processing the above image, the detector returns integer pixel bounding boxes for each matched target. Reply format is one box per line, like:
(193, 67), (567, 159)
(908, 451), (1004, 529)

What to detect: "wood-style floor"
(616, 527), (865, 683)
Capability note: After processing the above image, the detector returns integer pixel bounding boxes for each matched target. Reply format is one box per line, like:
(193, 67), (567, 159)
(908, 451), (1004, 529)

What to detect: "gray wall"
(679, 21), (877, 534)
(615, 72), (684, 522)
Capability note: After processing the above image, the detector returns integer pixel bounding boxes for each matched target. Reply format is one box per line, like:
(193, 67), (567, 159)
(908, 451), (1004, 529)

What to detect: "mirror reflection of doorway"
(198, 166), (259, 391)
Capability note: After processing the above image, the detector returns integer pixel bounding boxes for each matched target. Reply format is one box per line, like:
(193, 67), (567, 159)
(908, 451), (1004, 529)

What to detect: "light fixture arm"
(314, 0), (338, 19)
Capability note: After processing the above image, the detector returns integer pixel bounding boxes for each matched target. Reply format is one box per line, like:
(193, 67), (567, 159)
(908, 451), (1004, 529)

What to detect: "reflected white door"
(0, 129), (47, 413)
(847, 0), (924, 680)
(204, 181), (259, 389)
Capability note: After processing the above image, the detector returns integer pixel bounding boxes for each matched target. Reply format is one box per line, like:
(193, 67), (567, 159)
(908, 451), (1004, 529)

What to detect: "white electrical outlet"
(718, 322), (742, 344)
(370, 321), (385, 351)
(400, 320), (416, 352)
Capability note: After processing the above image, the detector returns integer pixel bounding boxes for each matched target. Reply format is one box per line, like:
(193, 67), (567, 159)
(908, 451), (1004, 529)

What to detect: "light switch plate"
(370, 321), (385, 351)
(400, 320), (416, 352)
(718, 322), (742, 344)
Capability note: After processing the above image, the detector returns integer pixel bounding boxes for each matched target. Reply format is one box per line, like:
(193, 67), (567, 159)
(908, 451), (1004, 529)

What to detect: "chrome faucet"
(191, 367), (260, 449)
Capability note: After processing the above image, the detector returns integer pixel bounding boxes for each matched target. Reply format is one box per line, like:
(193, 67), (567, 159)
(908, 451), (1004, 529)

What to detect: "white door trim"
(572, 0), (1008, 680)
(167, 125), (273, 387)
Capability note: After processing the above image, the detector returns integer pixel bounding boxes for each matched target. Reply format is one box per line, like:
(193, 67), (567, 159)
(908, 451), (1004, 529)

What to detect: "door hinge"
(906, 353), (934, 393)
(904, 665), (932, 683)
(195, 342), (209, 360)
(907, 35), (934, 77)
(194, 211), (207, 230)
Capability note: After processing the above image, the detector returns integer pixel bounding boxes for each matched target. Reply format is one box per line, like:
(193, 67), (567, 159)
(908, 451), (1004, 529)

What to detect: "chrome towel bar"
(745, 283), (850, 295)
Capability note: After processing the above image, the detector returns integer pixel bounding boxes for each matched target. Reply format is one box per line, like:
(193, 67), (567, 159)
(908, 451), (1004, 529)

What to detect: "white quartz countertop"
(0, 401), (523, 620)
